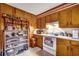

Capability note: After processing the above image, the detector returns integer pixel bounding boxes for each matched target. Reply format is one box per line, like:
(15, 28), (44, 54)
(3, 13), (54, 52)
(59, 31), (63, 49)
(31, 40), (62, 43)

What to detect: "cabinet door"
(50, 12), (59, 22)
(59, 8), (72, 28)
(57, 45), (69, 56)
(36, 35), (43, 49)
(46, 15), (51, 23)
(72, 5), (79, 27)
(40, 17), (46, 29)
(71, 45), (79, 56)
(37, 18), (41, 29)
(56, 38), (70, 56)
(71, 41), (79, 56)
(30, 15), (37, 28)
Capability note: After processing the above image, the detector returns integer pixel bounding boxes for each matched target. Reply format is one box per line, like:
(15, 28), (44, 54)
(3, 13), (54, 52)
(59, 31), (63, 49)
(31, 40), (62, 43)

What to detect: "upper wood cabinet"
(29, 15), (36, 28)
(59, 5), (79, 28)
(40, 17), (46, 28)
(45, 12), (59, 23)
(0, 4), (13, 15)
(50, 12), (59, 22)
(71, 5), (79, 28)
(59, 8), (72, 28)
(46, 15), (51, 23)
(32, 15), (37, 28)
(56, 38), (79, 56)
(36, 17), (46, 29)
(37, 18), (41, 29)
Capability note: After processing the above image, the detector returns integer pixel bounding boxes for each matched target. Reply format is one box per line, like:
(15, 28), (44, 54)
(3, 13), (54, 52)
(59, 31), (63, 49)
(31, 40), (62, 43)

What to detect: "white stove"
(43, 36), (56, 55)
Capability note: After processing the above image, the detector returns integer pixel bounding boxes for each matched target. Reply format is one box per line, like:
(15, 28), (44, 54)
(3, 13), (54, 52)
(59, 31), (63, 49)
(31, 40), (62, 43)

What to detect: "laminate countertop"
(34, 34), (79, 41)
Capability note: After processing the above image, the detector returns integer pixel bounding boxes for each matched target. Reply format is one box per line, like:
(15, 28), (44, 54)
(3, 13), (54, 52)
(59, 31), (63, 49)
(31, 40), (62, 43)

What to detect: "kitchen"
(0, 3), (79, 56)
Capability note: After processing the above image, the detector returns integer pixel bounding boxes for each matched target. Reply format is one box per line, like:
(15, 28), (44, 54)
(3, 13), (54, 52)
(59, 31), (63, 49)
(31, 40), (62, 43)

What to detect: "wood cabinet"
(71, 41), (79, 56)
(71, 5), (79, 27)
(31, 35), (43, 49)
(50, 12), (59, 22)
(56, 38), (79, 56)
(56, 38), (70, 56)
(36, 17), (46, 29)
(45, 12), (59, 23)
(59, 8), (72, 28)
(40, 17), (46, 29)
(37, 5), (79, 28)
(37, 18), (41, 29)
(36, 35), (43, 49)
(30, 35), (43, 49)
(46, 15), (51, 23)
(59, 5), (79, 28)
(29, 15), (36, 28)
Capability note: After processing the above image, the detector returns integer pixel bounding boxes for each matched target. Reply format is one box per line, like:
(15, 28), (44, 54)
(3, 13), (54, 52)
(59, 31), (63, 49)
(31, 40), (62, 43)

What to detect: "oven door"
(44, 37), (53, 47)
(43, 36), (56, 55)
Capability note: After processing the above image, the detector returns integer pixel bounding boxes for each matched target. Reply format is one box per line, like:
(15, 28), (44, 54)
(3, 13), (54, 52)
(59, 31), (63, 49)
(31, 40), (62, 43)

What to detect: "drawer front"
(71, 41), (79, 46)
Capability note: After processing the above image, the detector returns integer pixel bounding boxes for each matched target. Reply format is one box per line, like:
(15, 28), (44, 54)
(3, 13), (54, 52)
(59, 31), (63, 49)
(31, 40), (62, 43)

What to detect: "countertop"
(34, 34), (79, 41)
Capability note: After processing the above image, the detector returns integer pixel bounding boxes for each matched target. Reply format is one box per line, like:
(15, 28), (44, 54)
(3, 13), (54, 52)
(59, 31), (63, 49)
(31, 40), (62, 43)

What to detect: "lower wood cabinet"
(36, 35), (43, 49)
(56, 45), (69, 56)
(56, 38), (71, 56)
(71, 45), (79, 56)
(56, 38), (79, 56)
(71, 41), (79, 56)
(30, 35), (43, 49)
(37, 17), (46, 29)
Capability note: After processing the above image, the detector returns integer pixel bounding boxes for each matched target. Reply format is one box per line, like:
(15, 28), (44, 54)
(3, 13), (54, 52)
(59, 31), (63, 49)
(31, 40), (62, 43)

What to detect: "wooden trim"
(37, 3), (79, 18)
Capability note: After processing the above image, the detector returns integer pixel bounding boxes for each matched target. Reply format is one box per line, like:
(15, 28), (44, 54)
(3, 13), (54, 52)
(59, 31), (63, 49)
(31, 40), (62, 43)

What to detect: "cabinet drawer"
(71, 41), (79, 46)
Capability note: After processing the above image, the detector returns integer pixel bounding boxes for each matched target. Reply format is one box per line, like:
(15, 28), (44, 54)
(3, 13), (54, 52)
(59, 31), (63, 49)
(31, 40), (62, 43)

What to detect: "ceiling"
(7, 3), (62, 15)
